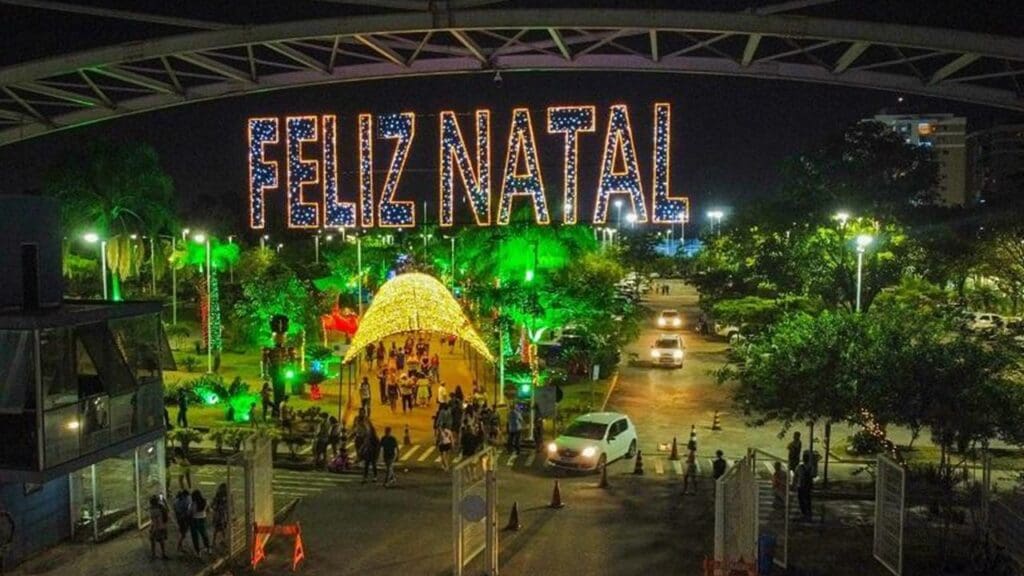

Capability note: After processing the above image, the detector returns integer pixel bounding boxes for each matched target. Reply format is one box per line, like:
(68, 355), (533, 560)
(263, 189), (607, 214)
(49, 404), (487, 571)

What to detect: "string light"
(547, 106), (595, 225)
(652, 103), (689, 224)
(343, 272), (494, 363)
(498, 108), (550, 225)
(248, 118), (279, 229)
(377, 112), (416, 227)
(358, 113), (375, 227)
(593, 104), (648, 224)
(286, 116), (320, 229)
(439, 110), (491, 226)
(322, 114), (356, 227)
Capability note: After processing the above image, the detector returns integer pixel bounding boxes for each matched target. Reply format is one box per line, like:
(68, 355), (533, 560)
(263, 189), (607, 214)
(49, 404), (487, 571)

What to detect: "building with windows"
(873, 113), (968, 205)
(967, 123), (1024, 204)
(0, 196), (170, 565)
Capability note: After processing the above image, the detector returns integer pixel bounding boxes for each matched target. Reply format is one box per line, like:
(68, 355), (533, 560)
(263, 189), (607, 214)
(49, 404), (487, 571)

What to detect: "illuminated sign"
(248, 103), (690, 229)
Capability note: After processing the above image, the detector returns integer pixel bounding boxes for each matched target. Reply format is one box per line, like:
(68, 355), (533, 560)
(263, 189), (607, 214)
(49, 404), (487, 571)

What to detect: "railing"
(991, 499), (1024, 569)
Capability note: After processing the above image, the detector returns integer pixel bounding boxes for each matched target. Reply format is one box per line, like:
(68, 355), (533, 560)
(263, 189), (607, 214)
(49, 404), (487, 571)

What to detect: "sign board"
(592, 364), (600, 381)
(874, 454), (905, 576)
(452, 448), (497, 576)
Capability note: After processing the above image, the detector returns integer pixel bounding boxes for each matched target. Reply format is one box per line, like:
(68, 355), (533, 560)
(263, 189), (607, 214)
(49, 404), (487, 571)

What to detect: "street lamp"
(260, 234), (269, 252)
(276, 243), (284, 254)
(227, 235), (235, 283)
(193, 233), (213, 373)
(614, 199), (624, 229)
(626, 212), (638, 229)
(314, 230), (322, 264)
(855, 234), (873, 313)
(707, 210), (724, 236)
(83, 232), (108, 299)
(834, 211), (850, 227)
(356, 234), (364, 316)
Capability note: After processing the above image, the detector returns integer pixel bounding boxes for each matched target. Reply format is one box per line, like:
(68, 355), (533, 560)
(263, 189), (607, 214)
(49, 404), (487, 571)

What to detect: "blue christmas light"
(322, 114), (356, 227)
(593, 105), (648, 224)
(358, 114), (375, 227)
(498, 108), (550, 225)
(652, 103), (689, 224)
(440, 110), (491, 226)
(377, 112), (416, 227)
(286, 116), (320, 229)
(248, 118), (279, 229)
(547, 106), (595, 225)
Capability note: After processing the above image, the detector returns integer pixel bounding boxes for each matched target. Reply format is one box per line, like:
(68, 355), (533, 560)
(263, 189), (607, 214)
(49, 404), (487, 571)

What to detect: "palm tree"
(171, 238), (240, 369)
(45, 140), (177, 299)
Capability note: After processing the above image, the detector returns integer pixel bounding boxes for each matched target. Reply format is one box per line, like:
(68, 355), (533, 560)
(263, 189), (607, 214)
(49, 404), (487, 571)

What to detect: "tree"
(44, 140), (177, 299)
(232, 262), (313, 348)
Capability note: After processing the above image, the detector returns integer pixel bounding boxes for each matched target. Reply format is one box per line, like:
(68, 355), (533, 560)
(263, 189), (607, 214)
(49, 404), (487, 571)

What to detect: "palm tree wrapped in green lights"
(172, 238), (240, 370)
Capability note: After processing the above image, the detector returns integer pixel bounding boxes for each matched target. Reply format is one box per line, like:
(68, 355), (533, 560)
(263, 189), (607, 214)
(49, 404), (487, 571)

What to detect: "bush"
(168, 428), (205, 455)
(181, 356), (199, 373)
(847, 429), (887, 455)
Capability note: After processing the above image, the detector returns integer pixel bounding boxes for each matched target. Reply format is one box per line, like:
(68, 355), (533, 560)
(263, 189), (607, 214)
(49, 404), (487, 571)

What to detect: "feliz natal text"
(248, 103), (690, 230)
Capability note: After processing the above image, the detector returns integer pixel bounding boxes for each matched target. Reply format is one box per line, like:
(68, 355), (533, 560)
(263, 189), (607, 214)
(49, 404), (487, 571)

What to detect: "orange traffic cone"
(670, 436), (680, 461)
(504, 501), (521, 531)
(633, 450), (645, 475)
(599, 462), (609, 489)
(549, 480), (565, 509)
(712, 411), (722, 431)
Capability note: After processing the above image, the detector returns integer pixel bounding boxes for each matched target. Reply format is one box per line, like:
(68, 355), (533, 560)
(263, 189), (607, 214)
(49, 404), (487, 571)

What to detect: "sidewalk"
(9, 526), (216, 576)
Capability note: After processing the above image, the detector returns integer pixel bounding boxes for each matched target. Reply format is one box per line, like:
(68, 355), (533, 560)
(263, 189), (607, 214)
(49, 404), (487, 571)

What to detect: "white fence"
(873, 454), (905, 576)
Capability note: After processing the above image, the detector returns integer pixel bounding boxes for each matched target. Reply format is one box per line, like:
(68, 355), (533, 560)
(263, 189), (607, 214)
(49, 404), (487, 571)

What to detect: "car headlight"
(672, 318), (681, 327)
(657, 318), (666, 326)
(581, 446), (597, 458)
(547, 442), (558, 453)
(673, 350), (683, 360)
(651, 349), (660, 358)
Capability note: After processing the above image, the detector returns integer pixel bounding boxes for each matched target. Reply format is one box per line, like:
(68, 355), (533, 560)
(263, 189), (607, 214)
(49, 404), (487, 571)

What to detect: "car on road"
(546, 412), (638, 472)
(650, 334), (684, 368)
(657, 309), (683, 329)
(967, 312), (1006, 334)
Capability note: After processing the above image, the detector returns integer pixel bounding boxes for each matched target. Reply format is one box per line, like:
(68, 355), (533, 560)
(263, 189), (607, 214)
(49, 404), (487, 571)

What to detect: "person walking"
(771, 461), (788, 507)
(378, 368), (388, 406)
(148, 494), (170, 560)
(173, 489), (192, 553)
(387, 377), (399, 414)
(786, 431), (802, 483)
(796, 451), (814, 521)
(211, 483), (229, 549)
(437, 426), (454, 471)
(681, 449), (698, 495)
(172, 447), (192, 491)
(279, 396), (294, 431)
(400, 375), (414, 413)
(360, 425), (380, 483)
(437, 381), (449, 406)
(712, 450), (728, 480)
(188, 489), (212, 555)
(380, 426), (399, 487)
(365, 342), (375, 367)
(507, 405), (523, 455)
(248, 402), (259, 428)
(376, 342), (385, 369)
(176, 388), (189, 429)
(359, 376), (372, 415)
(314, 415), (330, 468)
(260, 381), (274, 421)
(327, 416), (343, 457)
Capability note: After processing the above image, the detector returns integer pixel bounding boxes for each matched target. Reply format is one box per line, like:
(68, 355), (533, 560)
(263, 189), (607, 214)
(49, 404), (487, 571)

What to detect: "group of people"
(432, 388), (502, 470)
(349, 409), (401, 486)
(150, 449), (230, 560)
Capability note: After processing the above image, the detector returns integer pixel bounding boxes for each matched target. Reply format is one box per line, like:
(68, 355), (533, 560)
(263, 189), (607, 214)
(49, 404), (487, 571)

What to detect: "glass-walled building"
(0, 303), (170, 562)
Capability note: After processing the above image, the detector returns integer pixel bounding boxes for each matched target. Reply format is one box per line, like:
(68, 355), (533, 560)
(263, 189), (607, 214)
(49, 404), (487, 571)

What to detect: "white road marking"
(654, 458), (665, 475)
(399, 445), (421, 462)
(505, 455), (517, 467)
(417, 446), (436, 462)
(524, 452), (536, 467)
(671, 460), (683, 475)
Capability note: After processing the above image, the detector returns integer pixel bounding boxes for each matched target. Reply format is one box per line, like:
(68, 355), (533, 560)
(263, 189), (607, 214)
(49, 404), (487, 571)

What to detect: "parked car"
(967, 312), (1005, 333)
(546, 412), (638, 472)
(650, 334), (684, 368)
(657, 309), (683, 329)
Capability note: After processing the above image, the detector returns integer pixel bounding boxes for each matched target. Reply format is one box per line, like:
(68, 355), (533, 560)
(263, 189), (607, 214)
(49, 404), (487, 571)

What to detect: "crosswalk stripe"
(764, 462), (775, 475)
(435, 456), (442, 463)
(524, 452), (536, 467)
(418, 446), (436, 462)
(654, 459), (665, 474)
(399, 445), (421, 462)
(505, 455), (516, 467)
(671, 460), (682, 475)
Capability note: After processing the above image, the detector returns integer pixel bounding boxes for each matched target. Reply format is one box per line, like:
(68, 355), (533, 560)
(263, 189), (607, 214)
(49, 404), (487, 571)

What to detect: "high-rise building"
(967, 123), (1024, 204)
(873, 113), (968, 205)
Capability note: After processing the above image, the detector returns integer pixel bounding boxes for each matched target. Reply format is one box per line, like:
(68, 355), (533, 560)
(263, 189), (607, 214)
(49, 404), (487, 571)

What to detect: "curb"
(600, 370), (620, 412)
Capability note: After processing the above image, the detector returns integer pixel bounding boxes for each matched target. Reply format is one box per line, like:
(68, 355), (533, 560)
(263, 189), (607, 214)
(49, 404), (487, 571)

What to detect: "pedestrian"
(279, 396), (294, 431)
(359, 376), (372, 415)
(173, 489), (192, 553)
(771, 461), (787, 507)
(400, 376), (414, 413)
(437, 381), (449, 406)
(681, 449), (698, 495)
(378, 368), (388, 406)
(796, 451), (814, 521)
(365, 342), (375, 367)
(327, 416), (343, 457)
(712, 450), (727, 480)
(507, 405), (523, 455)
(430, 353), (440, 381)
(453, 385), (465, 404)
(176, 388), (189, 428)
(460, 421), (480, 458)
(211, 483), (229, 549)
(353, 409), (368, 459)
(380, 426), (399, 487)
(437, 426), (454, 471)
(188, 489), (211, 555)
(148, 494), (169, 560)
(361, 425), (380, 483)
(172, 447), (192, 491)
(416, 373), (431, 407)
(248, 402), (259, 428)
(450, 400), (464, 448)
(260, 381), (274, 421)
(786, 431), (802, 484)
(314, 415), (330, 468)
(376, 342), (385, 368)
(533, 412), (544, 450)
(396, 347), (406, 371)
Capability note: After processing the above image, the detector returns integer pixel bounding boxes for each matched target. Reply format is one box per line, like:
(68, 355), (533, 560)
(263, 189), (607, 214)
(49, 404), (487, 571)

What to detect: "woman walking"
(173, 489), (192, 553)
(189, 489), (212, 555)
(437, 426), (454, 471)
(360, 425), (380, 483)
(211, 483), (230, 549)
(148, 494), (169, 560)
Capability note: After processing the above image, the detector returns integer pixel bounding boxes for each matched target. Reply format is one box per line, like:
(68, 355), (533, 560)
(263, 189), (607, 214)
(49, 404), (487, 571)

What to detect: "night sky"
(1, 1), (1021, 237)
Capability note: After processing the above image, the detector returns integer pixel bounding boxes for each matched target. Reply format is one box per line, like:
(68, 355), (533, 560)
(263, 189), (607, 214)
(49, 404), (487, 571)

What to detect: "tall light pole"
(227, 235), (235, 283)
(626, 212), (638, 229)
(171, 234), (178, 324)
(83, 233), (108, 300)
(260, 234), (269, 252)
(707, 210), (724, 237)
(835, 211), (850, 228)
(314, 230), (321, 264)
(855, 234), (873, 313)
(614, 199), (624, 230)
(356, 234), (364, 316)
(194, 233), (213, 373)
(449, 236), (456, 293)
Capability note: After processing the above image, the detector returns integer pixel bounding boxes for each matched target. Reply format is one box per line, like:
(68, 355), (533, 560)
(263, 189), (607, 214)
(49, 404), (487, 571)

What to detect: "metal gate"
(225, 432), (275, 559)
(714, 452), (757, 569)
(750, 449), (789, 569)
(874, 454), (905, 576)
(452, 447), (497, 576)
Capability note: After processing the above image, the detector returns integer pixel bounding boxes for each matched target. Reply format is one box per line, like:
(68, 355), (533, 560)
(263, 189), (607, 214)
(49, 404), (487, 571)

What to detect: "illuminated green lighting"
(284, 369), (296, 380)
(524, 269), (535, 282)
(519, 383), (531, 395)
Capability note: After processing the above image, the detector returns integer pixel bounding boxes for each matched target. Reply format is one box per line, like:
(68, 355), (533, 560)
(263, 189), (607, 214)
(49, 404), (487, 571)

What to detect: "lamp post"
(171, 234), (178, 324)
(83, 232), (108, 300)
(227, 235), (235, 283)
(314, 230), (321, 264)
(626, 212), (638, 229)
(449, 236), (456, 293)
(707, 210), (724, 237)
(194, 233), (213, 373)
(276, 243), (283, 254)
(260, 234), (268, 252)
(614, 199), (623, 230)
(834, 211), (850, 228)
(356, 234), (364, 316)
(855, 234), (873, 313)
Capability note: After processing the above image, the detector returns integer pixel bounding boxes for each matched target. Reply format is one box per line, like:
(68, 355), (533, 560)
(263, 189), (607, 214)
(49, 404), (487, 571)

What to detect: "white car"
(650, 334), (684, 368)
(657, 309), (683, 329)
(967, 312), (1005, 333)
(546, 412), (638, 471)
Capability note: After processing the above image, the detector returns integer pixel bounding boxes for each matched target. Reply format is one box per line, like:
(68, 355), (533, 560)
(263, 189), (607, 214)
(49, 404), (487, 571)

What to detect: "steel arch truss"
(1, 8), (1023, 146)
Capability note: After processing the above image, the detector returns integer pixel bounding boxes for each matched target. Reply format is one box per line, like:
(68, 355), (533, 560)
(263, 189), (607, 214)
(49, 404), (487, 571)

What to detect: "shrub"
(847, 429), (886, 455)
(181, 355), (199, 373)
